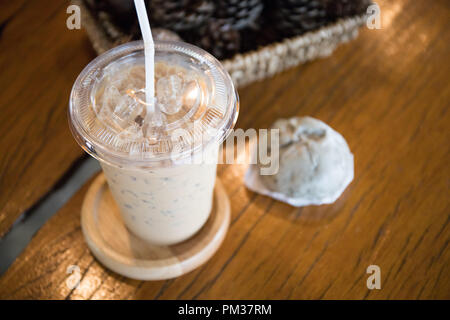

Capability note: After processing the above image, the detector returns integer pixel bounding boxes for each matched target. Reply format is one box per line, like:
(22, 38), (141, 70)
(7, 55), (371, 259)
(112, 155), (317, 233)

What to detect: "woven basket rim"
(73, 0), (367, 87)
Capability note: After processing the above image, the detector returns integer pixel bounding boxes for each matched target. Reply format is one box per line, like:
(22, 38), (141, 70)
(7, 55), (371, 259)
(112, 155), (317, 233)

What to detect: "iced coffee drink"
(69, 41), (238, 245)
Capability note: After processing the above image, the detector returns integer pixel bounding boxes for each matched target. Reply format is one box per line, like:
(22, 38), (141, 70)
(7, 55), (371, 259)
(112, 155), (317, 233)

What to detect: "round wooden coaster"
(81, 173), (230, 281)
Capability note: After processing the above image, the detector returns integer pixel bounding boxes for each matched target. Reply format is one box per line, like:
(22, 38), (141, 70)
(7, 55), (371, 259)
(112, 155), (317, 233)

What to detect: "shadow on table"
(252, 185), (354, 227)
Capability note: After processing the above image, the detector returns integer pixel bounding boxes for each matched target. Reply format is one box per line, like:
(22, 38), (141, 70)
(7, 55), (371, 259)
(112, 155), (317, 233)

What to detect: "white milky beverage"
(100, 149), (218, 244)
(69, 41), (238, 245)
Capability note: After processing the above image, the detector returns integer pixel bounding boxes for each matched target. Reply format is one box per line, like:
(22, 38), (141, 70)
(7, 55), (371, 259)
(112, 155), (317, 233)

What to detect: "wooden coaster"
(81, 173), (230, 281)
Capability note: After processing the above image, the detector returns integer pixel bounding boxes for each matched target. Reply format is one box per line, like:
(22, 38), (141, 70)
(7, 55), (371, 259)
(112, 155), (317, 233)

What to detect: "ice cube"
(127, 65), (146, 90)
(110, 90), (144, 129)
(156, 75), (183, 115)
(99, 85), (121, 114)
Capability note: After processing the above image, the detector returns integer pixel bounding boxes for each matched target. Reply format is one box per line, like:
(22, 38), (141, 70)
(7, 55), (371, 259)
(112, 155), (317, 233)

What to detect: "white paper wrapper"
(245, 162), (353, 207)
(244, 117), (354, 207)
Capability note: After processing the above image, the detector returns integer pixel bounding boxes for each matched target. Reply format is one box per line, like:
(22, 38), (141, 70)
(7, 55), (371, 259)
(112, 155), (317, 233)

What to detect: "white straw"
(134, 0), (155, 113)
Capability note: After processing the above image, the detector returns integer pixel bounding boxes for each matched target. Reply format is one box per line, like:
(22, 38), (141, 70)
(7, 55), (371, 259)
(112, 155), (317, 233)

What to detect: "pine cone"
(323, 0), (372, 20)
(268, 0), (328, 37)
(187, 0), (263, 58)
(152, 28), (182, 42)
(194, 20), (241, 59)
(240, 16), (277, 52)
(213, 0), (264, 30)
(146, 0), (215, 31)
(87, 0), (136, 32)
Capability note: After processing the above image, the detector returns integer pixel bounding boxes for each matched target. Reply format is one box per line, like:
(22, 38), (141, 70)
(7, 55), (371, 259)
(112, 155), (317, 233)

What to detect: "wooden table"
(0, 0), (449, 299)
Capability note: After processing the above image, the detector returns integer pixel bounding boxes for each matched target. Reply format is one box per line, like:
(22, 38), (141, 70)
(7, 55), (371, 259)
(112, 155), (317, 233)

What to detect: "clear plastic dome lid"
(69, 41), (239, 168)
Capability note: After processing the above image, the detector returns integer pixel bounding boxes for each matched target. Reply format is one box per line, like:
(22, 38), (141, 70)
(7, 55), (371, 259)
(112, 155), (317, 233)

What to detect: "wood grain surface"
(0, 0), (449, 299)
(0, 0), (93, 237)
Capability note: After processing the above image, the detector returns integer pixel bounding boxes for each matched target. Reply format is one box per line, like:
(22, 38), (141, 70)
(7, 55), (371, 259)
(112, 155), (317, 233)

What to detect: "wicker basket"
(74, 0), (367, 88)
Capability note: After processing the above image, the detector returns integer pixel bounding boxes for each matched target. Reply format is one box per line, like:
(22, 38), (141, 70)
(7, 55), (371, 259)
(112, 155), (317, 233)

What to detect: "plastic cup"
(69, 41), (239, 245)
